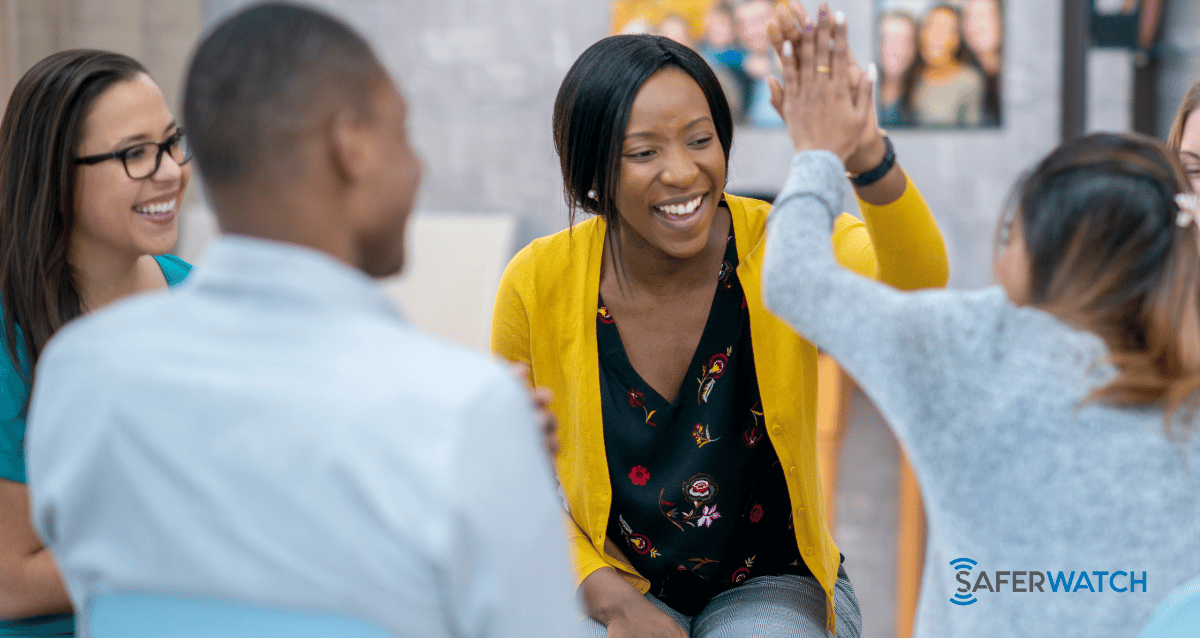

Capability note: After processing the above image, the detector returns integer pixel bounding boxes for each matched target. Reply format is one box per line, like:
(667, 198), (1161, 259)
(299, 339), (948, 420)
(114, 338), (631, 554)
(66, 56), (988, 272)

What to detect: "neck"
(212, 182), (359, 273)
(68, 240), (161, 313)
(607, 206), (730, 299)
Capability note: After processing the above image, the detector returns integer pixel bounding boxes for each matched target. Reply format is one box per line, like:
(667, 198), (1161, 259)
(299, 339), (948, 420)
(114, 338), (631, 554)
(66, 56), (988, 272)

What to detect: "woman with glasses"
(0, 50), (192, 636)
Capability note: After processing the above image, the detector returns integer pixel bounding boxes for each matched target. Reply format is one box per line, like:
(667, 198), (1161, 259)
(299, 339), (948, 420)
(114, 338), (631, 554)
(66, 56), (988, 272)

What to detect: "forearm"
(0, 547), (71, 620)
(579, 566), (649, 624)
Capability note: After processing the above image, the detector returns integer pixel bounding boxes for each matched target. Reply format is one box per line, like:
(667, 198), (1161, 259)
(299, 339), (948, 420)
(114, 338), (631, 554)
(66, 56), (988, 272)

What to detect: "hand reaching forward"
(766, 2), (874, 162)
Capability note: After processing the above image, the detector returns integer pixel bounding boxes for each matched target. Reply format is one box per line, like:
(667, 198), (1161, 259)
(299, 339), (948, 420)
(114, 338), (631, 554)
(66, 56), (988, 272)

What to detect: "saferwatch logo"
(950, 558), (1147, 606)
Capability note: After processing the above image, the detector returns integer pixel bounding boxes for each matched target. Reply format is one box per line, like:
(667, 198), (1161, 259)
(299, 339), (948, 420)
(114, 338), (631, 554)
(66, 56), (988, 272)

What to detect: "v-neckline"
(597, 234), (738, 409)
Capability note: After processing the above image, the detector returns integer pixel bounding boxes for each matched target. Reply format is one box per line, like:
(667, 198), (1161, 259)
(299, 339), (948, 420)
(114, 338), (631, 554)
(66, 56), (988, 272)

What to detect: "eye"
(123, 145), (149, 160)
(624, 149), (655, 160)
(690, 135), (714, 147)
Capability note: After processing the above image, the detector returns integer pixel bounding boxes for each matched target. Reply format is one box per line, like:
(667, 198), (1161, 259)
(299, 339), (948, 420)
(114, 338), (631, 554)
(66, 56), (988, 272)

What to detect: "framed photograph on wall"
(609, 0), (791, 127)
(876, 0), (1003, 128)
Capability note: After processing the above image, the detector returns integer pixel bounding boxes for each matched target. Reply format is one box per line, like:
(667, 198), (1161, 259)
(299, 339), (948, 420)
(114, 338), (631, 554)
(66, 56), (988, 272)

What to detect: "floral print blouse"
(598, 228), (817, 616)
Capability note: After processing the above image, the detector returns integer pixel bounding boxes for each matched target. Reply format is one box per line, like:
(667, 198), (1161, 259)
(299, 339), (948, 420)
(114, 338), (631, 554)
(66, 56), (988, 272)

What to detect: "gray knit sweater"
(761, 151), (1200, 636)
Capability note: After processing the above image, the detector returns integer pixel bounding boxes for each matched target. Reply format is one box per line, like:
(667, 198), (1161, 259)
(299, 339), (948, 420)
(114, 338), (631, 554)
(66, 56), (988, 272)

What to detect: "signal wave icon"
(950, 558), (979, 606)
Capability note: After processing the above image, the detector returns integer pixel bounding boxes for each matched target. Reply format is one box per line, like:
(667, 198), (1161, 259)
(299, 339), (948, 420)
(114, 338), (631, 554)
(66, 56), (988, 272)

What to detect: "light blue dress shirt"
(25, 236), (581, 638)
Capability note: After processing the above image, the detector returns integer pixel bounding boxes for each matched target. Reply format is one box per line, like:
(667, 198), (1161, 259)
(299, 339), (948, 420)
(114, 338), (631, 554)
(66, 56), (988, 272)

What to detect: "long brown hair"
(1167, 78), (1200, 155)
(1010, 132), (1200, 427)
(0, 50), (146, 380)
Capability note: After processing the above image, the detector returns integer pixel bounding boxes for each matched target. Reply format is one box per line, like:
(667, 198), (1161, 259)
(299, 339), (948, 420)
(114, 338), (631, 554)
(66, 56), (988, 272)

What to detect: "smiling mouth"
(653, 194), (704, 221)
(133, 199), (176, 215)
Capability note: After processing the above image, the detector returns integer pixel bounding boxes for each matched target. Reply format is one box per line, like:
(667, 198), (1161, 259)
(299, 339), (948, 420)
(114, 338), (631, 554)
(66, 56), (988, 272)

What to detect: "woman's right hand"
(766, 1), (874, 161)
(580, 566), (687, 638)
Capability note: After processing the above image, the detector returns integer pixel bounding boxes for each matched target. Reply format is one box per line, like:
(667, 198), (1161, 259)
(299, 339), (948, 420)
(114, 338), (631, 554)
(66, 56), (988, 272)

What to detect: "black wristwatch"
(847, 136), (895, 187)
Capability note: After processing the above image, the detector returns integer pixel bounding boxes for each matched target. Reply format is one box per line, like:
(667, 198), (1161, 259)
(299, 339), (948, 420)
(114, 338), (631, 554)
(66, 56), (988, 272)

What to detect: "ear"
(329, 108), (378, 183)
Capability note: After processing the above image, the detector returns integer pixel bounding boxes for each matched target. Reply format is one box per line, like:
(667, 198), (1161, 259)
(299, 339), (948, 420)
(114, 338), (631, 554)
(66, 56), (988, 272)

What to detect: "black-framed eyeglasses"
(75, 130), (192, 180)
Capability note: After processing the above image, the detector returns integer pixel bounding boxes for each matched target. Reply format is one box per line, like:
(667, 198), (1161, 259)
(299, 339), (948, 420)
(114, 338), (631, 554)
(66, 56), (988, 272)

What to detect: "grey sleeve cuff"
(773, 150), (847, 228)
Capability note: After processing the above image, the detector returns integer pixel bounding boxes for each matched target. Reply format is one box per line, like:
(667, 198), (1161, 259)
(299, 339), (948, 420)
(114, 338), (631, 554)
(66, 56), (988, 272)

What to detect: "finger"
(798, 13), (816, 87)
(779, 1), (804, 46)
(508, 361), (531, 385)
(532, 385), (554, 408)
(830, 10), (850, 94)
(788, 0), (811, 35)
(815, 3), (833, 81)
(768, 76), (785, 119)
(856, 63), (876, 126)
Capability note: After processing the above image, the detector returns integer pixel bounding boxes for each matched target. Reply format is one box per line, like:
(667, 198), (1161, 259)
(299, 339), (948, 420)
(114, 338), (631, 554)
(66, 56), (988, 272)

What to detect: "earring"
(587, 189), (598, 200)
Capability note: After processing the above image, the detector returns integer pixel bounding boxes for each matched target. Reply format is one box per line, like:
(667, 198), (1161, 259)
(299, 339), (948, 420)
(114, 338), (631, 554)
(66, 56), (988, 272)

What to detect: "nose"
(659, 144), (700, 190)
(150, 149), (186, 182)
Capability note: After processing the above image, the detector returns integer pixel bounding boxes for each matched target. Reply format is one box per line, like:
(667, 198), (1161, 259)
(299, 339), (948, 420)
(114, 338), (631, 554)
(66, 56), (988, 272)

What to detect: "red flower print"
(697, 347), (733, 404)
(598, 306), (615, 324)
(628, 533), (652, 554)
(628, 389), (644, 409)
(743, 426), (762, 448)
(684, 473), (718, 504)
(629, 466), (650, 486)
(706, 353), (728, 379)
(749, 503), (764, 523)
(732, 556), (755, 584)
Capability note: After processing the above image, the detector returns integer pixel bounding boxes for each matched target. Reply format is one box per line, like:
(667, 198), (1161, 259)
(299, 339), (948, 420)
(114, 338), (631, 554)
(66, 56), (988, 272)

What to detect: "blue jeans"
(583, 566), (861, 638)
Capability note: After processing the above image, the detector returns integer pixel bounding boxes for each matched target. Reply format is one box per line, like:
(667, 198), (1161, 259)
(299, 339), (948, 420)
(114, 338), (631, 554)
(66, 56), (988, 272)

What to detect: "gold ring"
(816, 65), (831, 74)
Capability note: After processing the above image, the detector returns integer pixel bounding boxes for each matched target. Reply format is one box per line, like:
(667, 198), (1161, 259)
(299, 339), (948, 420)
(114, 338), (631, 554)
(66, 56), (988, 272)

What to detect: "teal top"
(0, 254), (191, 637)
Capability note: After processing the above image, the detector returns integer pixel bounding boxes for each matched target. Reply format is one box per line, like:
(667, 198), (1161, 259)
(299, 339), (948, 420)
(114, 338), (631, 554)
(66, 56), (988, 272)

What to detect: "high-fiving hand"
(766, 2), (874, 163)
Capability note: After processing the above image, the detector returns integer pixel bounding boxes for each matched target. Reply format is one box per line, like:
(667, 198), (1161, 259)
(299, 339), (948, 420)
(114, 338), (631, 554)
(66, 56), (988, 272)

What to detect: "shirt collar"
(188, 235), (404, 322)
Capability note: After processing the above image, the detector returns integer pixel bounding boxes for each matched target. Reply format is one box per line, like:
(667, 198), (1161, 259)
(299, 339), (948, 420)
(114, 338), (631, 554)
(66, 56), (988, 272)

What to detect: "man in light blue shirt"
(24, 4), (581, 638)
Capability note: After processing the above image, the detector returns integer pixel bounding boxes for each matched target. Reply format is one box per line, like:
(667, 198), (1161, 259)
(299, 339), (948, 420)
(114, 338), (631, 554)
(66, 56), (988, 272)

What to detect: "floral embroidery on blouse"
(659, 473), (721, 531)
(628, 389), (657, 426)
(598, 305), (615, 324)
(749, 503), (764, 523)
(743, 401), (764, 448)
(692, 423), (720, 448)
(618, 514), (658, 557)
(718, 259), (734, 289)
(731, 555), (756, 584)
(629, 465), (650, 486)
(697, 348), (731, 404)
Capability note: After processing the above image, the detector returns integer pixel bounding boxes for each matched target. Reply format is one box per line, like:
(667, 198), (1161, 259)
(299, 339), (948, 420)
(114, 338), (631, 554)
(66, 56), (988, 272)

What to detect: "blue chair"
(89, 591), (394, 638)
(1140, 576), (1200, 638)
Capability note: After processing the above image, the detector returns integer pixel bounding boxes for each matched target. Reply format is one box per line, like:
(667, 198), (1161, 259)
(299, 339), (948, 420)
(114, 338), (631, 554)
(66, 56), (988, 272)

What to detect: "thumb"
(768, 76), (785, 119)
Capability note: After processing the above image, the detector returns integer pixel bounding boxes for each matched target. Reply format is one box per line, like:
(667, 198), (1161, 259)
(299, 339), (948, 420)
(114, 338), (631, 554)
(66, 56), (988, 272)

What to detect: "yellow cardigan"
(491, 176), (948, 628)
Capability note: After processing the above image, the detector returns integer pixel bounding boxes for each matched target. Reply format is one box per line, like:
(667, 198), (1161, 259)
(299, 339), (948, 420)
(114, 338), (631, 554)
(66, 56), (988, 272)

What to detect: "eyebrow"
(112, 120), (179, 148)
(624, 116), (714, 141)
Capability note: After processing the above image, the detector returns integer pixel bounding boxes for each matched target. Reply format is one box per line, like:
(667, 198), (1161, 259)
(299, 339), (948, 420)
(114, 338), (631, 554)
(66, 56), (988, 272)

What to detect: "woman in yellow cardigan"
(492, 9), (947, 637)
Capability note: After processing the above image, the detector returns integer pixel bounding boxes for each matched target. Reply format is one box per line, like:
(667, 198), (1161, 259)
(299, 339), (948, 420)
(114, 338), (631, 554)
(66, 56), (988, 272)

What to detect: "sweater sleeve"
(828, 174), (949, 290)
(761, 151), (1010, 451)
(490, 254), (533, 372)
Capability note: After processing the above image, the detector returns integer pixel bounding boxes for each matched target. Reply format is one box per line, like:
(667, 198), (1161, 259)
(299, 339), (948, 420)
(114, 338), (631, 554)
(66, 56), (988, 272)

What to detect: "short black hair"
(552, 35), (734, 231)
(183, 1), (385, 190)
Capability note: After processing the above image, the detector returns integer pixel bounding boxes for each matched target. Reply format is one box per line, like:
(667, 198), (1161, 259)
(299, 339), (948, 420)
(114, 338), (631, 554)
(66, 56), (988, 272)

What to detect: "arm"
(0, 479), (71, 620)
(441, 373), (583, 638)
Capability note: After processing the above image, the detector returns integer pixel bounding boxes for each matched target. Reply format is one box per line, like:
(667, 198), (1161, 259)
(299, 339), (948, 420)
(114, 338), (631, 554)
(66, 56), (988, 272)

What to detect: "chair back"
(89, 591), (394, 638)
(1140, 576), (1200, 638)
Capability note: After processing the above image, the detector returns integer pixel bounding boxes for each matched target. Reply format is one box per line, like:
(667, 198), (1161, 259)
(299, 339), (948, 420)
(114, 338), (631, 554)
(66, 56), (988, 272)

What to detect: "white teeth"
(655, 195), (703, 217)
(134, 200), (176, 215)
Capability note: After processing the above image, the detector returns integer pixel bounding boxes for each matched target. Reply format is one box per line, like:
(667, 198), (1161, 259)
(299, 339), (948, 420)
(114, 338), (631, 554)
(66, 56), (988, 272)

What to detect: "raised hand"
(766, 2), (873, 163)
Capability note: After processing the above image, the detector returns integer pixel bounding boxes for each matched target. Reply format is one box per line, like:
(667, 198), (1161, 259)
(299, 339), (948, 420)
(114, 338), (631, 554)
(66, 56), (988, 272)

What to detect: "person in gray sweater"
(758, 4), (1200, 636)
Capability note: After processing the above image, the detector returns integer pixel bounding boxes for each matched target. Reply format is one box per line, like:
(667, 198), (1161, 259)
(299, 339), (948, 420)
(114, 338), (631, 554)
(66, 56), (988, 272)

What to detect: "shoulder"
(501, 217), (603, 289)
(153, 254), (193, 286)
(724, 193), (772, 245)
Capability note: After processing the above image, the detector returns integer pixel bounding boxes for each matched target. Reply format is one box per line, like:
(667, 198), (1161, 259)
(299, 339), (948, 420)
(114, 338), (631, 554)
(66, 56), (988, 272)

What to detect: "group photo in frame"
(609, 0), (1004, 130)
